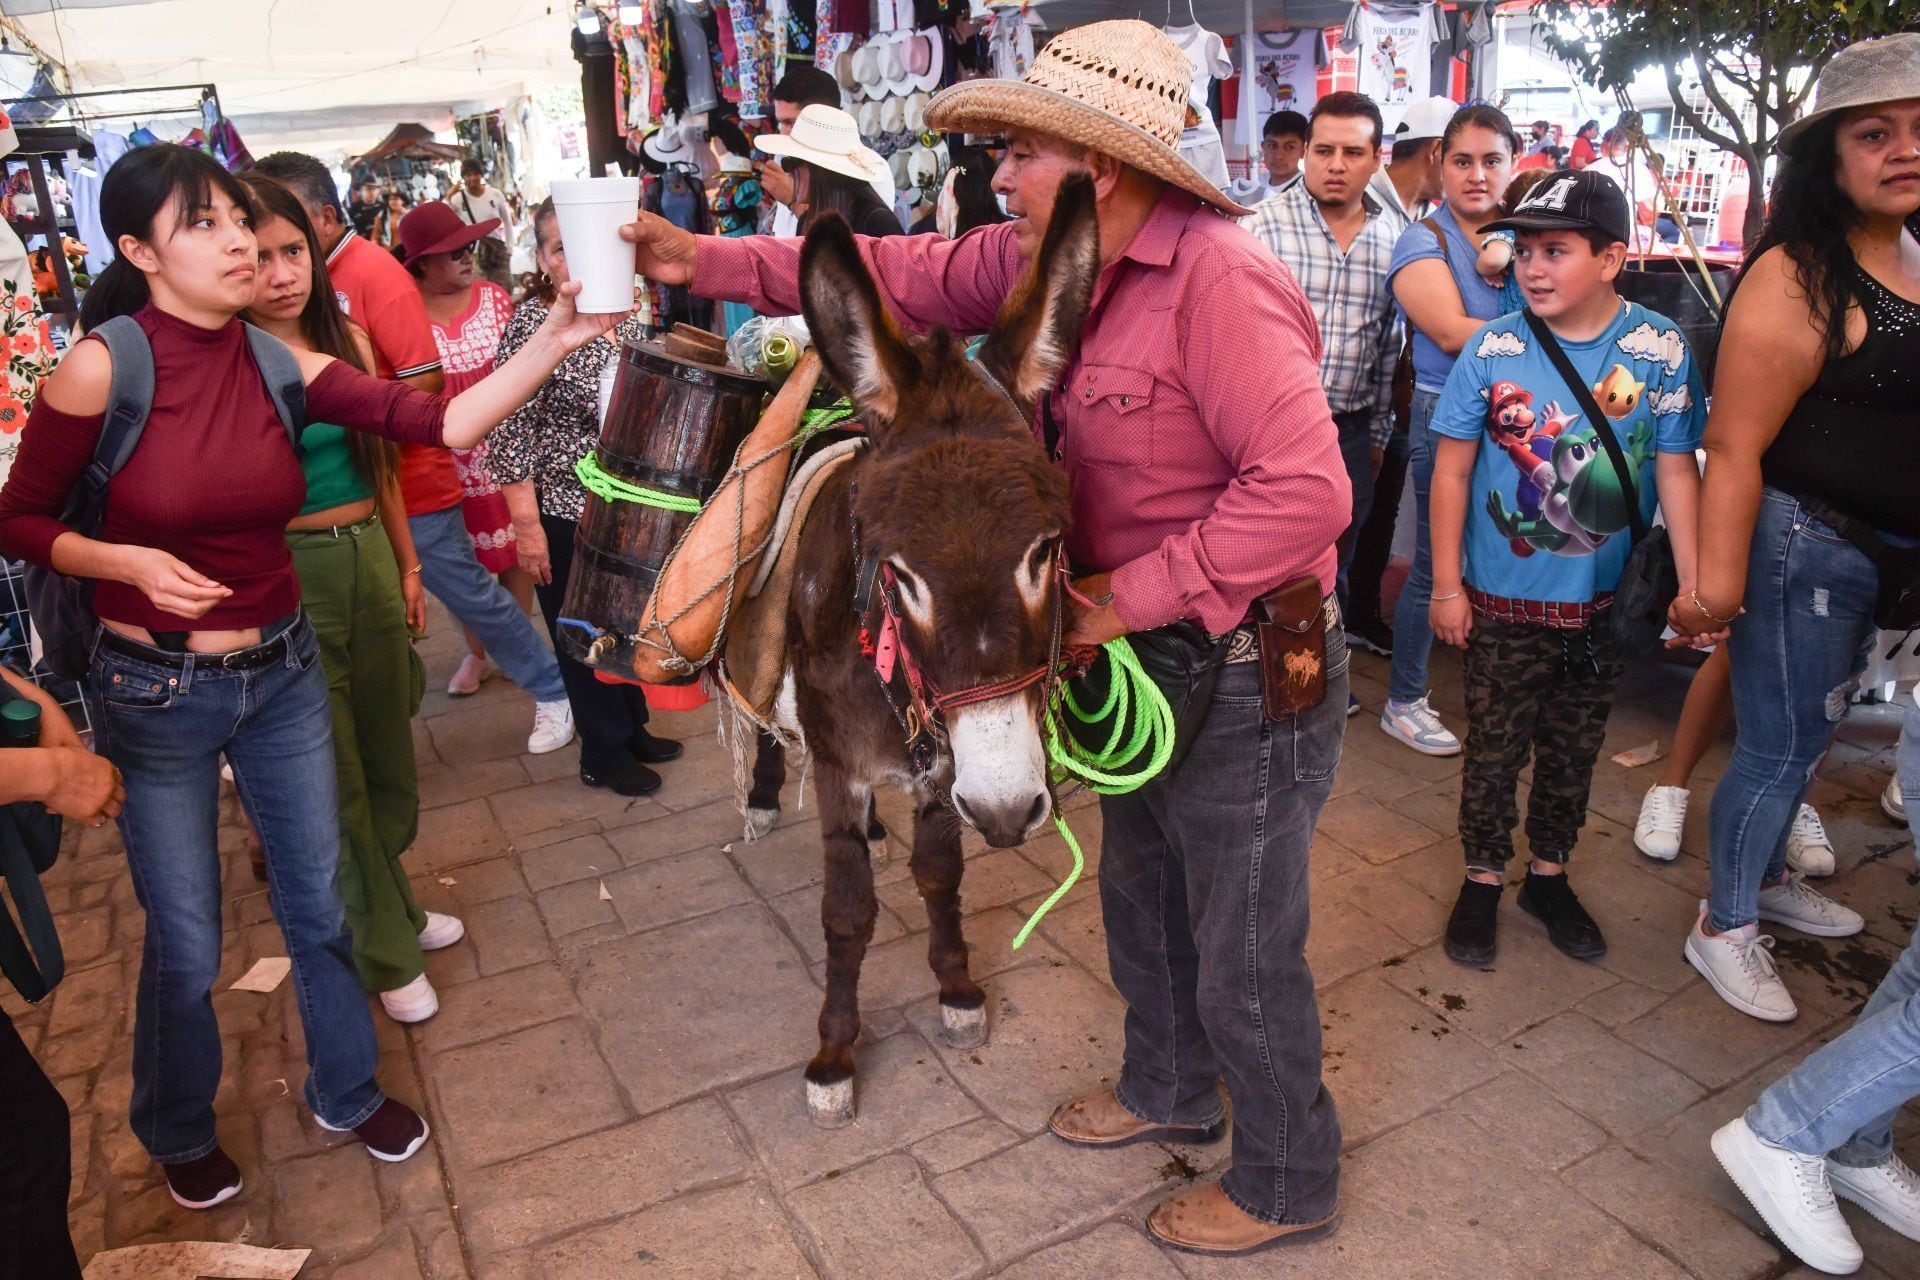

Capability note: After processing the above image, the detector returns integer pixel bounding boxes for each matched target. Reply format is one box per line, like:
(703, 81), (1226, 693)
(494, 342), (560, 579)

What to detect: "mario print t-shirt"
(1430, 301), (1706, 607)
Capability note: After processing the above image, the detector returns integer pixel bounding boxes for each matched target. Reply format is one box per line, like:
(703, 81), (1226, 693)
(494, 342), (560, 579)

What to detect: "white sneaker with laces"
(1379, 696), (1462, 757)
(1758, 873), (1863, 938)
(1785, 804), (1837, 877)
(379, 974), (439, 1024)
(1634, 785), (1688, 862)
(1712, 1117), (1863, 1276)
(416, 911), (465, 951)
(1884, 774), (1908, 825)
(1685, 908), (1797, 1022)
(1829, 1152), (1920, 1243)
(528, 699), (575, 755)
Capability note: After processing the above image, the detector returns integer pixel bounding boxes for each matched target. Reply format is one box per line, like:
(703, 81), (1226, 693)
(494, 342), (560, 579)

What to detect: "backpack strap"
(79, 316), (156, 534)
(241, 322), (308, 451)
(1420, 215), (1450, 266)
(0, 809), (64, 1002)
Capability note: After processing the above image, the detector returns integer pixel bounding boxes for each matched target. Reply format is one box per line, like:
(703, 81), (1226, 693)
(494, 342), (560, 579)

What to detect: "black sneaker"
(318, 1098), (431, 1163)
(1517, 871), (1607, 960)
(1346, 614), (1394, 658)
(630, 731), (684, 764)
(581, 761), (662, 797)
(163, 1147), (243, 1209)
(1444, 878), (1502, 967)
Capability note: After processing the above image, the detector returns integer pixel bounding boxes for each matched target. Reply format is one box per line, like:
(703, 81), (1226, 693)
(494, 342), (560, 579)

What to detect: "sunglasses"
(449, 245), (475, 262)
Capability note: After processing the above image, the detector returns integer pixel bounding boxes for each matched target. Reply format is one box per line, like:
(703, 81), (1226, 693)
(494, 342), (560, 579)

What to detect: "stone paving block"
(910, 1115), (1025, 1176)
(1307, 830), (1365, 886)
(733, 817), (829, 898)
(1567, 1143), (1786, 1280)
(520, 736), (584, 784)
(333, 1228), (426, 1280)
(934, 1131), (1177, 1266)
(415, 963), (579, 1056)
(1378, 923), (1616, 1046)
(376, 1139), (453, 1217)
(788, 1153), (983, 1280)
(728, 1030), (982, 1189)
(826, 906), (1059, 1014)
(645, 729), (749, 814)
(488, 775), (662, 839)
(535, 877), (619, 936)
(1447, 1073), (1609, 1173)
(1615, 981), (1835, 1090)
(575, 904), (819, 1112)
(1317, 971), (1497, 1145)
(1338, 714), (1466, 785)
(273, 1142), (385, 1261)
(510, 816), (601, 852)
(58, 906), (112, 967)
(38, 1018), (118, 1079)
(875, 847), (1056, 924)
(992, 1223), (1186, 1280)
(1312, 792), (1445, 864)
(455, 1097), (749, 1255)
(516, 831), (617, 891)
(767, 883), (909, 967)
(46, 959), (124, 1038)
(1035, 893), (1111, 986)
(1499, 1011), (1707, 1138)
(603, 846), (754, 934)
(905, 960), (1126, 1135)
(420, 756), (531, 811)
(435, 856), (530, 907)
(527, 1181), (819, 1279)
(411, 798), (512, 874)
(1325, 860), (1450, 946)
(461, 896), (554, 976)
(427, 693), (539, 765)
(1307, 890), (1414, 989)
(423, 938), (481, 988)
(429, 1018), (628, 1167)
(1572, 978), (1670, 1027)
(604, 795), (753, 866)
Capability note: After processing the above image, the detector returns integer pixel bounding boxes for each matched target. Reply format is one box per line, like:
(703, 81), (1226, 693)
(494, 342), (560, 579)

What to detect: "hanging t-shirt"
(1342, 1), (1447, 134)
(1165, 23), (1233, 190)
(1250, 29), (1325, 118)
(1429, 301), (1705, 606)
(673, 0), (720, 114)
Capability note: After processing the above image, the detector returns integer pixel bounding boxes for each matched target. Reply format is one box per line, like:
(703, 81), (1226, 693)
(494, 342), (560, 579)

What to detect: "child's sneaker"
(1380, 696), (1462, 757)
(1443, 878), (1502, 967)
(1516, 870), (1606, 959)
(1784, 805), (1836, 877)
(1634, 785), (1688, 862)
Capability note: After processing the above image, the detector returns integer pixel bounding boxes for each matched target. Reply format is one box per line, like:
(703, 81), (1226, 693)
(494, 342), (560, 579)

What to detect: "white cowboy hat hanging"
(643, 121), (695, 166)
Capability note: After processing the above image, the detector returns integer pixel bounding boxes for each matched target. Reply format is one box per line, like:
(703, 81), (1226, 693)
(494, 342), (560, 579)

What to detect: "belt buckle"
(221, 648), (248, 669)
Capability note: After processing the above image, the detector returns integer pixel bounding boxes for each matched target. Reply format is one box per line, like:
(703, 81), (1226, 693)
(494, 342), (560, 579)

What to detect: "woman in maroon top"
(0, 145), (619, 1209)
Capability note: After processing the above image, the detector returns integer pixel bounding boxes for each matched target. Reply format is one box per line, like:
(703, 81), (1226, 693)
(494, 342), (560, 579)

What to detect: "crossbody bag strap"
(1521, 308), (1650, 545)
(1420, 215), (1450, 265)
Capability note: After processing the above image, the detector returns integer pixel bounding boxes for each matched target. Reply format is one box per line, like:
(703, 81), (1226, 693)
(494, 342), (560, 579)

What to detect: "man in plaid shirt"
(1241, 92), (1404, 645)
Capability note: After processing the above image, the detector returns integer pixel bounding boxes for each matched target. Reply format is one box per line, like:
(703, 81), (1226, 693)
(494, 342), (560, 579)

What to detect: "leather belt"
(98, 615), (301, 671)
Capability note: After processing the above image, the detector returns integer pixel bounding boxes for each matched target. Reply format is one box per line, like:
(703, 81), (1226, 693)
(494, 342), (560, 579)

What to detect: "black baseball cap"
(1483, 168), (1632, 245)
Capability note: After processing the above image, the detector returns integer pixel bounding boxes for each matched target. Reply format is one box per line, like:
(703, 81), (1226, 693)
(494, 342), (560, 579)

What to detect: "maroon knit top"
(0, 304), (449, 630)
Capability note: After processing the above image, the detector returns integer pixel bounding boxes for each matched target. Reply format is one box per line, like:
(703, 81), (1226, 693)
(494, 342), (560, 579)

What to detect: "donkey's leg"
(746, 731), (786, 839)
(912, 797), (988, 1050)
(805, 766), (879, 1128)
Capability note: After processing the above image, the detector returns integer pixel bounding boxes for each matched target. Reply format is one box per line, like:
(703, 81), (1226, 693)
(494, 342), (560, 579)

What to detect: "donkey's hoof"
(744, 806), (780, 840)
(940, 1001), (989, 1050)
(805, 1076), (856, 1128)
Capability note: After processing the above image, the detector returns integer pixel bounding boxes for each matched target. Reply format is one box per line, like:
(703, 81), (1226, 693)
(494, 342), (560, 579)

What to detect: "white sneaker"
(1634, 785), (1688, 861)
(1712, 1117), (1863, 1275)
(528, 699), (575, 755)
(447, 653), (492, 697)
(379, 974), (439, 1024)
(416, 911), (465, 951)
(1758, 874), (1864, 938)
(1786, 805), (1837, 877)
(1379, 696), (1462, 757)
(1829, 1152), (1920, 1244)
(1884, 775), (1908, 825)
(1686, 908), (1798, 1022)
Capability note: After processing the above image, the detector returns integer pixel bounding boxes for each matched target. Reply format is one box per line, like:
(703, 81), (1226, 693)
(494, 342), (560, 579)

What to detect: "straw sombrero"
(1777, 33), (1920, 154)
(926, 19), (1250, 217)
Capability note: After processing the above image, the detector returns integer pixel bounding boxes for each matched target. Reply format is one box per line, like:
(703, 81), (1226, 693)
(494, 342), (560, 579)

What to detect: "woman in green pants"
(240, 174), (464, 1023)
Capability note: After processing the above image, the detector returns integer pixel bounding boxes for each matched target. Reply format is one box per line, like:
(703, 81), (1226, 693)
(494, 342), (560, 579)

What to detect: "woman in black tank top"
(1666, 56), (1920, 1031)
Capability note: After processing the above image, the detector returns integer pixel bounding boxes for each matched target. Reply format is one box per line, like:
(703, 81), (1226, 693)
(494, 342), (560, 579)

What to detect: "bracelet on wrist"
(1431, 590), (1463, 603)
(404, 565), (423, 579)
(1688, 589), (1737, 626)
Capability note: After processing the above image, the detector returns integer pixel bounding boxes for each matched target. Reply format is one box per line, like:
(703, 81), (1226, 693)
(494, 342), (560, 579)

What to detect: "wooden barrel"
(559, 338), (765, 672)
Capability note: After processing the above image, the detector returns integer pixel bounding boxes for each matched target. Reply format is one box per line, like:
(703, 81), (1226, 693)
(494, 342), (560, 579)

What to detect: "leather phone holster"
(1256, 577), (1328, 721)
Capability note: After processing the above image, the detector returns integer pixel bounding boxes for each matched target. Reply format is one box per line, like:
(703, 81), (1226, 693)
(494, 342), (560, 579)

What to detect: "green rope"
(795, 401), (854, 443)
(1012, 637), (1177, 948)
(575, 452), (704, 513)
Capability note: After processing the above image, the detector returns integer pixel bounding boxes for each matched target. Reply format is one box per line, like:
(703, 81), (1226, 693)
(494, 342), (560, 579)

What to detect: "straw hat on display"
(755, 105), (892, 185)
(1777, 33), (1920, 154)
(926, 19), (1250, 215)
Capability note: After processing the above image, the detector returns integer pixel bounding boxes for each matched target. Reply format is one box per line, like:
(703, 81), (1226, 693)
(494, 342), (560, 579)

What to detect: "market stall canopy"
(353, 122), (466, 167)
(1033, 0), (1379, 37)
(3, 0), (576, 152)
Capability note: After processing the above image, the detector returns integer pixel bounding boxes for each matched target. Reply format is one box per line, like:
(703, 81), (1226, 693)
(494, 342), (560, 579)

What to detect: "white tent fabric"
(6, 0), (578, 153)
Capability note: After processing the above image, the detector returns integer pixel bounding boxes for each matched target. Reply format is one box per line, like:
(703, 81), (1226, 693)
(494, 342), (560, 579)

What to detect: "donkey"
(777, 175), (1100, 1126)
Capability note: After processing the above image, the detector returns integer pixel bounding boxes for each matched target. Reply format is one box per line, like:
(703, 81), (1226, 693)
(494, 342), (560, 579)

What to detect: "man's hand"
(1063, 573), (1129, 647)
(37, 747), (123, 827)
(760, 159), (795, 208)
(618, 211), (698, 287)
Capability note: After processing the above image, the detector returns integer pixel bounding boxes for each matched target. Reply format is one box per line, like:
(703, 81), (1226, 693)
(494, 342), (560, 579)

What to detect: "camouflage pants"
(1460, 616), (1626, 874)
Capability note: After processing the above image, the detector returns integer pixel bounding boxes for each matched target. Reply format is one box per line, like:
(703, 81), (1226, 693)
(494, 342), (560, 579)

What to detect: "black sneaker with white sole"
(318, 1098), (431, 1163)
(163, 1146), (243, 1209)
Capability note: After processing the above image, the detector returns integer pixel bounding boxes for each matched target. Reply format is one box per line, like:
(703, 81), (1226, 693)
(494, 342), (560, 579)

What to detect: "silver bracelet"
(1431, 591), (1462, 603)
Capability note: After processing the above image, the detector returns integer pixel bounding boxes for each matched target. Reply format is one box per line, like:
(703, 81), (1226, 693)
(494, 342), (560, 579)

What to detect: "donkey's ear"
(800, 213), (916, 427)
(976, 172), (1100, 407)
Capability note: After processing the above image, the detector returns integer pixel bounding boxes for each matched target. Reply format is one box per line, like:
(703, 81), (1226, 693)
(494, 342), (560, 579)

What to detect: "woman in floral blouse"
(490, 200), (681, 798)
(707, 117), (762, 340)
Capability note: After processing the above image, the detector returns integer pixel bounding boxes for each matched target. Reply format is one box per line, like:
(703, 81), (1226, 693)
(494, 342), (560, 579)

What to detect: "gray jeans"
(1099, 638), (1348, 1226)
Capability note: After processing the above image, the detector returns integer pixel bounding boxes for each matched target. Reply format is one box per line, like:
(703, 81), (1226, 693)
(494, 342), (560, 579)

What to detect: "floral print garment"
(431, 282), (519, 571)
(490, 299), (649, 523)
(0, 220), (55, 485)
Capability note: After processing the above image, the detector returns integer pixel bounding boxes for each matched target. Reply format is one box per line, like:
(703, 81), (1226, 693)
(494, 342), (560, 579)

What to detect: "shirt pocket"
(1069, 364), (1157, 468)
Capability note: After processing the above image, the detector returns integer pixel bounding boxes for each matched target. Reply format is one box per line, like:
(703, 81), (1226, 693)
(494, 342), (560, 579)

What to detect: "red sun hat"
(397, 200), (500, 264)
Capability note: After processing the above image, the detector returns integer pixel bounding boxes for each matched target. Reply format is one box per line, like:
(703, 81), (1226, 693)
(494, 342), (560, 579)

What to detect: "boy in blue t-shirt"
(1427, 169), (1705, 969)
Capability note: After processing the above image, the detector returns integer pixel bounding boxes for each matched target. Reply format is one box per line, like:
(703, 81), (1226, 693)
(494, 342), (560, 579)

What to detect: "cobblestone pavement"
(9, 604), (1920, 1279)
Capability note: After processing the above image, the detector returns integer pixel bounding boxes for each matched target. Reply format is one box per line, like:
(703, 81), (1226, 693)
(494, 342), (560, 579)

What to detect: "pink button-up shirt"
(693, 188), (1348, 634)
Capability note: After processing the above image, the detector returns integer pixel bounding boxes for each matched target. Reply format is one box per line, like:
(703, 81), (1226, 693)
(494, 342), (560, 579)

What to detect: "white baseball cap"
(1394, 97), (1458, 143)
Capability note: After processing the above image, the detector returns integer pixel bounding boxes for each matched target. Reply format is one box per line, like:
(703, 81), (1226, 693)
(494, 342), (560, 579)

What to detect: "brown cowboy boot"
(1146, 1180), (1339, 1255)
(1047, 1087), (1224, 1148)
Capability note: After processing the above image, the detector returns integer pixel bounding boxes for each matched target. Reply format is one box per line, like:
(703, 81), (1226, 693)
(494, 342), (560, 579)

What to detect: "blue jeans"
(1100, 632), (1349, 1225)
(85, 616), (384, 1162)
(1707, 488), (1879, 931)
(409, 504), (565, 704)
(1749, 693), (1920, 1163)
(1388, 389), (1442, 704)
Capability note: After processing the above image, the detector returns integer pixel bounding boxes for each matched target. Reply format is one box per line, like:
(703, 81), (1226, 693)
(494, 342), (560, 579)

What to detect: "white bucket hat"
(1778, 33), (1920, 154)
(755, 104), (892, 186)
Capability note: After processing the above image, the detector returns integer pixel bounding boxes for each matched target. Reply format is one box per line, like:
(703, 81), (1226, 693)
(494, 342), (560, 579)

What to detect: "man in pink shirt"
(628, 20), (1350, 1256)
